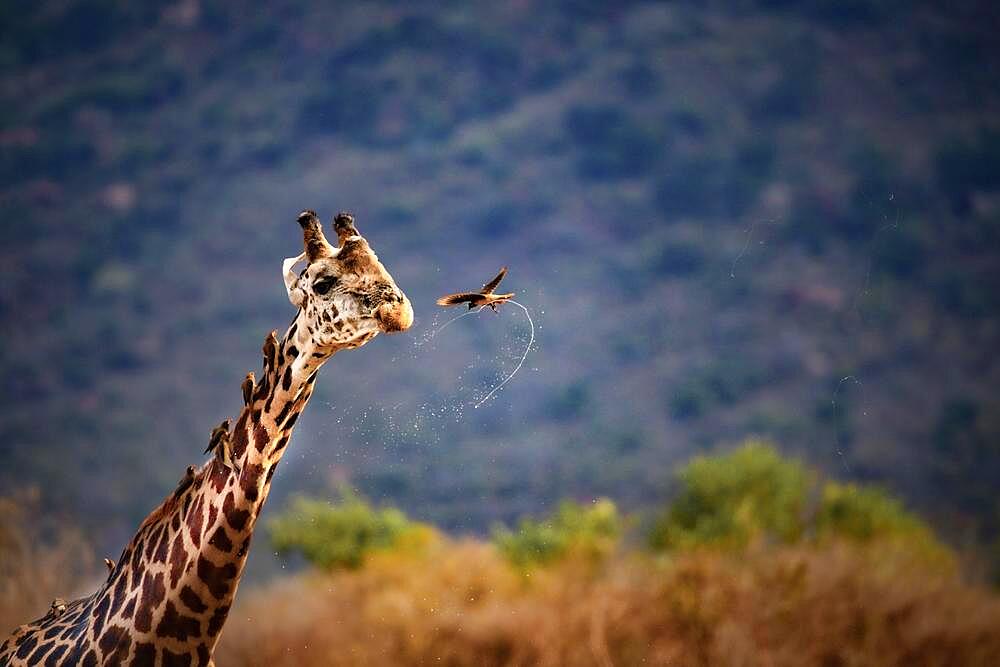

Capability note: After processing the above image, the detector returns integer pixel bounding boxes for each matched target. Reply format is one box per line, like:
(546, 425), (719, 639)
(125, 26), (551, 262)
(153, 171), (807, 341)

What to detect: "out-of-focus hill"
(1, 0), (999, 563)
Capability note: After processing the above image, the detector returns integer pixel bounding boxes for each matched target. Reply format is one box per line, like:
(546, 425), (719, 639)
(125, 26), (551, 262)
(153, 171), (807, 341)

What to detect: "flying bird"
(436, 266), (514, 312)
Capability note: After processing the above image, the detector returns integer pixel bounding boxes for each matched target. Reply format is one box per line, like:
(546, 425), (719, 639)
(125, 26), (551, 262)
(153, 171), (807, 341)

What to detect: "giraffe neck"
(234, 315), (327, 480)
(91, 322), (331, 662)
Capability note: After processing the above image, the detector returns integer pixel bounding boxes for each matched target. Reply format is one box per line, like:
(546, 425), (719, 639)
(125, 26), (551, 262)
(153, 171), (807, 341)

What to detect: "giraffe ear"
(283, 253), (307, 307)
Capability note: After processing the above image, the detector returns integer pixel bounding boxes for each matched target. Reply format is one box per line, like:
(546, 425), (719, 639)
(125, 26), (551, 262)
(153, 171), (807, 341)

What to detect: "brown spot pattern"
(112, 572), (128, 609)
(254, 423), (269, 452)
(26, 642), (48, 664)
(230, 412), (250, 459)
(98, 624), (130, 663)
(144, 528), (159, 560)
(91, 594), (110, 638)
(207, 605), (230, 637)
(209, 462), (228, 493)
(131, 642), (155, 666)
(208, 526), (233, 553)
(122, 595), (136, 620)
(169, 532), (188, 589)
(155, 601), (201, 642)
(134, 572), (166, 633)
(45, 643), (68, 665)
(130, 543), (142, 570)
(237, 536), (251, 558)
(197, 555), (237, 600)
(275, 399), (293, 426)
(188, 495), (204, 548)
(161, 647), (193, 667)
(179, 585), (207, 614)
(241, 463), (263, 498)
(154, 526), (170, 563)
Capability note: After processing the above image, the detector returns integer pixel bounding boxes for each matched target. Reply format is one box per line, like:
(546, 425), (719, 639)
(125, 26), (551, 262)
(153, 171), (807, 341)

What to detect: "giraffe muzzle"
(374, 294), (413, 333)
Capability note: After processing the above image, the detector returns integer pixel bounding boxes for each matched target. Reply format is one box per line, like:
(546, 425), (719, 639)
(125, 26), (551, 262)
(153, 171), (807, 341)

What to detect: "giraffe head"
(283, 210), (413, 353)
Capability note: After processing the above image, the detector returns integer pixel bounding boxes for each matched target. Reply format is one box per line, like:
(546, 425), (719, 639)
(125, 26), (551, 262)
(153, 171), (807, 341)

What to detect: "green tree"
(817, 482), (926, 542)
(649, 440), (955, 571)
(649, 441), (810, 551)
(269, 489), (421, 571)
(816, 481), (954, 569)
(493, 498), (621, 568)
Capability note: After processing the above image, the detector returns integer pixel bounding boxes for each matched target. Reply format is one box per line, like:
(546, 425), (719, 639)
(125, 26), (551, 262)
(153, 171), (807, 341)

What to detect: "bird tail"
(436, 293), (474, 306)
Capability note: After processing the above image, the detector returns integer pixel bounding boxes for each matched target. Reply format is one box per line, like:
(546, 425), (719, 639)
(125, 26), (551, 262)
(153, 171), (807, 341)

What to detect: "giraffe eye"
(313, 277), (337, 295)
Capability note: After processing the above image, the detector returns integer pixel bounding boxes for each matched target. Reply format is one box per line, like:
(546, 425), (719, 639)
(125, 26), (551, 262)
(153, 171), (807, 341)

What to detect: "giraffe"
(0, 210), (413, 666)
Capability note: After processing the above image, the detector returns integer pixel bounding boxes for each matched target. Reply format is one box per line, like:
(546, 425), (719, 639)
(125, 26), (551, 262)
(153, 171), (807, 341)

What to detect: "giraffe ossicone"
(0, 210), (412, 666)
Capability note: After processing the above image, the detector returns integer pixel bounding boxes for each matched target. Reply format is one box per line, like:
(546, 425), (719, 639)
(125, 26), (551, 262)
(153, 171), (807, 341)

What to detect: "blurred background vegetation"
(6, 443), (998, 664)
(2, 0), (1000, 661)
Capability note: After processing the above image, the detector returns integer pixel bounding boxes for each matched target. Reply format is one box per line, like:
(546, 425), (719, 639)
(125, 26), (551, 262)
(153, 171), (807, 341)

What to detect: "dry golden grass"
(216, 534), (1000, 667)
(0, 491), (95, 636)
(3, 495), (998, 665)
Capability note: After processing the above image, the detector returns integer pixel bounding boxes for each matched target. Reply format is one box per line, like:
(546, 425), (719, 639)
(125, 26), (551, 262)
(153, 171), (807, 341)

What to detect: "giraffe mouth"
(374, 297), (413, 333)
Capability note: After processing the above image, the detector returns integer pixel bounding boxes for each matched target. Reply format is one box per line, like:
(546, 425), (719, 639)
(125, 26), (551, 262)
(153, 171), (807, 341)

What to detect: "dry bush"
(216, 537), (1000, 667)
(0, 490), (95, 636)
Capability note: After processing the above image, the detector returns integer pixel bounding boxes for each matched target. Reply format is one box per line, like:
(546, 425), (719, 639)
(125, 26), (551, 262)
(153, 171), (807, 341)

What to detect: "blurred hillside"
(1, 0), (1000, 570)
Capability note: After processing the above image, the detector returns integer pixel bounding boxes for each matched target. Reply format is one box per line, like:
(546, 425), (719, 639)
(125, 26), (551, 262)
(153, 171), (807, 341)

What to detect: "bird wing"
(436, 292), (480, 306)
(481, 266), (508, 294)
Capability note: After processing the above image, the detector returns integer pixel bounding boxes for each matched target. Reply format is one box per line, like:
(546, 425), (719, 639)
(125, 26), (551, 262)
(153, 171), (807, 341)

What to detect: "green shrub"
(818, 481), (928, 541)
(269, 489), (420, 570)
(493, 498), (621, 568)
(649, 441), (810, 550)
(650, 441), (956, 569)
(817, 481), (955, 570)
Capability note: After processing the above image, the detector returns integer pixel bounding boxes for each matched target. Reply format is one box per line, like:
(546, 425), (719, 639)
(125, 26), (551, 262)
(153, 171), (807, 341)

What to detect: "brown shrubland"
(2, 490), (999, 666)
(216, 534), (1000, 667)
(0, 491), (96, 635)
